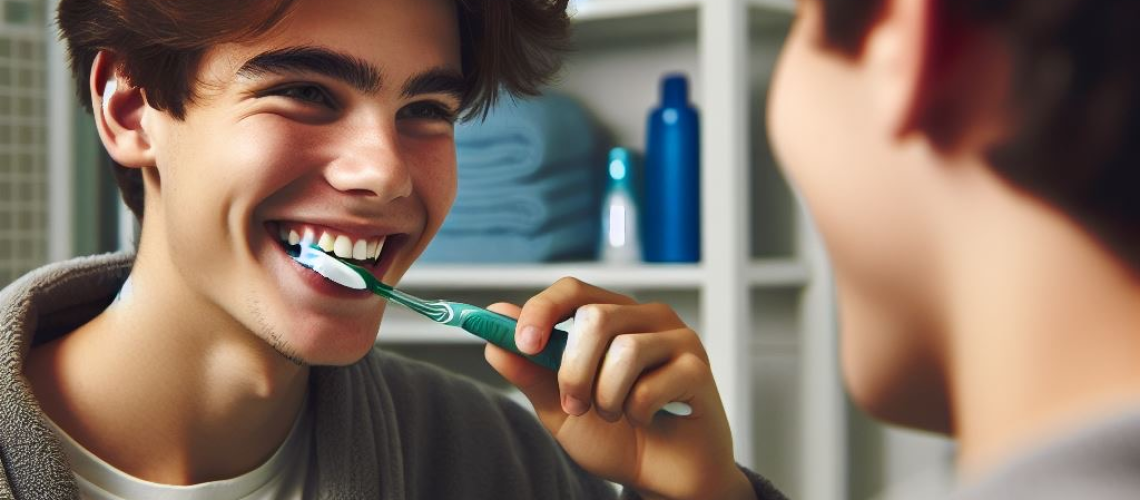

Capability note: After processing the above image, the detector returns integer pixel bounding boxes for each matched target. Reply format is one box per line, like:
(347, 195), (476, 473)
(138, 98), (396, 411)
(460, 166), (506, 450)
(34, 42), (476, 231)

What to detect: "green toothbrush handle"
(454, 305), (693, 417)
(456, 308), (568, 371)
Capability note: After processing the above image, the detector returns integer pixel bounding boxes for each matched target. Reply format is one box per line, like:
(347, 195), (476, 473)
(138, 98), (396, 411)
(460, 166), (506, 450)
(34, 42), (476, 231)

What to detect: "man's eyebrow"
(401, 68), (467, 103)
(237, 46), (381, 94)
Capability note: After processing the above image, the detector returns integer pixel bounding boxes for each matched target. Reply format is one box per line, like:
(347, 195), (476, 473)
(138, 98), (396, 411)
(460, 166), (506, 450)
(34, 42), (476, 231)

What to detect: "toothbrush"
(293, 243), (693, 417)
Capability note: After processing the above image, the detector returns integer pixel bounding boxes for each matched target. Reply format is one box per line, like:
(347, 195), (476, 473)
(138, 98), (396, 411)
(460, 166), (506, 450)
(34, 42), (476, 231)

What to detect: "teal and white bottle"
(600, 147), (641, 264)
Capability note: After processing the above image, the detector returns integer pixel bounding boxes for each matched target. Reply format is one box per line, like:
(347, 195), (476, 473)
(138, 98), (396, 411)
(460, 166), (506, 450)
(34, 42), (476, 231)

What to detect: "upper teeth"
(278, 225), (385, 261)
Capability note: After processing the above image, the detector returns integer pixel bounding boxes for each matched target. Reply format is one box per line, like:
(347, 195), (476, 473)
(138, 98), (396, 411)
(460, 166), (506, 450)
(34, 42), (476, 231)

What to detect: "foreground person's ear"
(90, 50), (156, 169)
(868, 0), (1012, 151)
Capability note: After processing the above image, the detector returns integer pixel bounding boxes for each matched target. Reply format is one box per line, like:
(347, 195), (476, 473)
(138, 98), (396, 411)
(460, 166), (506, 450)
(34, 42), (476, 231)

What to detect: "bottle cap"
(607, 147), (635, 190)
(661, 74), (689, 107)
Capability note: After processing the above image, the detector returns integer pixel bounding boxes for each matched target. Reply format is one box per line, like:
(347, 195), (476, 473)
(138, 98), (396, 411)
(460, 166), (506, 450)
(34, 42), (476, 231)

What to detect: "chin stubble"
(248, 296), (305, 366)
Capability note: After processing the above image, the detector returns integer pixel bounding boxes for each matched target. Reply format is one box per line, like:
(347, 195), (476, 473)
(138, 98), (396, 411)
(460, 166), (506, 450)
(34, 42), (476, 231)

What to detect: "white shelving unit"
(382, 2), (848, 499)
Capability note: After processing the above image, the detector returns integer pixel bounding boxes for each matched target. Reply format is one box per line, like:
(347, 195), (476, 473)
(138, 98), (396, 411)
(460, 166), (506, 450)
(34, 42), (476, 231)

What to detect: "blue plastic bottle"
(643, 74), (700, 263)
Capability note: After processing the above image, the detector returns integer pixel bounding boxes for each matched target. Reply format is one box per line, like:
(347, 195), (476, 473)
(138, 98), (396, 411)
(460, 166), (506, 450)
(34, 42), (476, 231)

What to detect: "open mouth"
(269, 221), (400, 270)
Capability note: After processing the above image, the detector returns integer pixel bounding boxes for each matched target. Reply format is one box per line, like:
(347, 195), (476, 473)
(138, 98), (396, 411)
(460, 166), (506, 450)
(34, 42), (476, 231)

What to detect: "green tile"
(4, 1), (33, 26)
(15, 40), (31, 60)
(17, 209), (31, 230)
(17, 68), (32, 87)
(0, 96), (10, 115)
(18, 239), (33, 258)
(0, 67), (10, 85)
(17, 96), (31, 116)
(0, 39), (9, 58)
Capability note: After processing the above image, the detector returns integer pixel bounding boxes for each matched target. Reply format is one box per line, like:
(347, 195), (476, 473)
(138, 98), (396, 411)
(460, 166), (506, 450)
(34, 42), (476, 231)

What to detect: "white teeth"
(373, 237), (385, 260)
(279, 224), (386, 261)
(317, 232), (335, 252)
(279, 226), (289, 241)
(333, 235), (353, 258)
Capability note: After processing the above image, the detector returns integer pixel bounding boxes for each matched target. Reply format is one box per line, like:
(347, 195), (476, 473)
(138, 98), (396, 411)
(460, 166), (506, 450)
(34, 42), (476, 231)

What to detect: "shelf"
(400, 263), (706, 290)
(396, 259), (808, 291)
(571, 0), (699, 23)
(748, 259), (810, 287)
(571, 0), (792, 22)
(748, 0), (794, 14)
(569, 0), (792, 48)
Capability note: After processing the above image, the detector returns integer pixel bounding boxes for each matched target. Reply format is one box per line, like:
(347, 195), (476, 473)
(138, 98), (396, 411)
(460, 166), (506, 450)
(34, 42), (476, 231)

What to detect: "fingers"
(486, 302), (522, 318)
(558, 302), (690, 417)
(591, 330), (682, 422)
(623, 353), (712, 428)
(484, 343), (568, 431)
(515, 277), (638, 355)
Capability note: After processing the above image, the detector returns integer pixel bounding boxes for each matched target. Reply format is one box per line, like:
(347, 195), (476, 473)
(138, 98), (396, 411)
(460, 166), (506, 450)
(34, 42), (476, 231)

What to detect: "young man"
(769, 0), (1140, 494)
(0, 0), (781, 499)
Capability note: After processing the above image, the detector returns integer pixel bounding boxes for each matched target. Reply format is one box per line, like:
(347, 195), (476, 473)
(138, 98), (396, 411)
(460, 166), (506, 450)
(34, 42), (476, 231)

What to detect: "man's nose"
(323, 119), (413, 203)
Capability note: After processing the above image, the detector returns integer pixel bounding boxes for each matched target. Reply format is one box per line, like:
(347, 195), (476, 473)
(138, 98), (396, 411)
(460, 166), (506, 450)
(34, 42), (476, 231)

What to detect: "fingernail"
(518, 326), (540, 353)
(563, 395), (589, 416)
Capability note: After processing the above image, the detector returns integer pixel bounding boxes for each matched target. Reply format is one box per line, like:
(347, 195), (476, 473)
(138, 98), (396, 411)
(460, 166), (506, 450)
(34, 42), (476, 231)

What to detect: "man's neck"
(24, 255), (310, 485)
(941, 175), (1140, 480)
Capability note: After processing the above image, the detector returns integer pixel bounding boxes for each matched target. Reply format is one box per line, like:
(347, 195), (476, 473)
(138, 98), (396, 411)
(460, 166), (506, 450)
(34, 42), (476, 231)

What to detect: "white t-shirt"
(44, 407), (311, 500)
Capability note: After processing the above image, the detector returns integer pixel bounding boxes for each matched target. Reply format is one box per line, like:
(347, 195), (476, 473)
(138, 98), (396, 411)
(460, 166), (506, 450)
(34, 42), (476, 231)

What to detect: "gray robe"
(0, 253), (783, 499)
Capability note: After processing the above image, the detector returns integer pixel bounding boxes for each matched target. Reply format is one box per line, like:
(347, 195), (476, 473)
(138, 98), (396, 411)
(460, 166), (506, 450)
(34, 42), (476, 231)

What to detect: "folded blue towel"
(420, 218), (599, 263)
(454, 91), (602, 186)
(444, 194), (597, 235)
(456, 158), (596, 198)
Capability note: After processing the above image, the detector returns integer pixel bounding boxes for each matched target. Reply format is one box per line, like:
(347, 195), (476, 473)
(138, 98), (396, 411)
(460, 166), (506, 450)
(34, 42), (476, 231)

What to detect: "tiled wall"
(0, 0), (48, 286)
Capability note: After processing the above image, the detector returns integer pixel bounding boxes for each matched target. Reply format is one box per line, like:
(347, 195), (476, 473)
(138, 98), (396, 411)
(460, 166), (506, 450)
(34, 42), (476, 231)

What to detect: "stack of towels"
(421, 91), (606, 263)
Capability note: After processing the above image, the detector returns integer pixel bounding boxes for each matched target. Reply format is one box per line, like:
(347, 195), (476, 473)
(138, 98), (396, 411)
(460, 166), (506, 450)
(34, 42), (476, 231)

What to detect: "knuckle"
(608, 335), (643, 366)
(522, 295), (557, 316)
(557, 372), (589, 399)
(576, 303), (617, 331)
(675, 352), (711, 379)
(554, 276), (588, 294)
(645, 302), (683, 324)
(629, 382), (656, 411)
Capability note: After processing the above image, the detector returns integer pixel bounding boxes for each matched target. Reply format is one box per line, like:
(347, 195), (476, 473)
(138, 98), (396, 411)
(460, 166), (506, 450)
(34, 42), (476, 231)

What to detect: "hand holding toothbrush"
(483, 278), (758, 500)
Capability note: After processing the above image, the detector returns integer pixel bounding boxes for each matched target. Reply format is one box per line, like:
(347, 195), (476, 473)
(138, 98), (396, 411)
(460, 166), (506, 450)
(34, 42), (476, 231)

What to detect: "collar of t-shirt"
(44, 404), (311, 500)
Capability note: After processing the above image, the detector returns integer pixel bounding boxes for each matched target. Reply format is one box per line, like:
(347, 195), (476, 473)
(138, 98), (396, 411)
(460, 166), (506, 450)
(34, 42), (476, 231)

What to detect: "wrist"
(708, 467), (757, 500)
(632, 466), (757, 500)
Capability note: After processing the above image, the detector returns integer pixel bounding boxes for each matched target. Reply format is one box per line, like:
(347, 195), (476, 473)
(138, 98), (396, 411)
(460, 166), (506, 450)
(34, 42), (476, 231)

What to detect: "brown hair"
(57, 0), (571, 222)
(816, 0), (1140, 274)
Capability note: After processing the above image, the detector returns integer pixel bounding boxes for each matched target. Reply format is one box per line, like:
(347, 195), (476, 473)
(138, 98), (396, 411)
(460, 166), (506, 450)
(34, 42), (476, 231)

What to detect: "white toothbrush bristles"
(295, 242), (368, 290)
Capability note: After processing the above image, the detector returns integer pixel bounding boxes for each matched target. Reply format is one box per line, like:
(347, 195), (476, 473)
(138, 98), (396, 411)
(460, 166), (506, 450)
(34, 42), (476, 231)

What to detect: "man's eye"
(398, 101), (457, 123)
(264, 85), (335, 107)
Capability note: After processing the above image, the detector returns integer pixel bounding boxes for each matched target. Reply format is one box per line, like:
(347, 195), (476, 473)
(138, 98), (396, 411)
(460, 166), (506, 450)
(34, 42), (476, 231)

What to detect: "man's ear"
(90, 51), (155, 168)
(867, 0), (1010, 151)
(861, 0), (934, 141)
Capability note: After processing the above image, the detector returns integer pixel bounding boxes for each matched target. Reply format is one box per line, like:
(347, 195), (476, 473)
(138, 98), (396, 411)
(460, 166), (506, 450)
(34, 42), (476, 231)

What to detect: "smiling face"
(131, 0), (461, 365)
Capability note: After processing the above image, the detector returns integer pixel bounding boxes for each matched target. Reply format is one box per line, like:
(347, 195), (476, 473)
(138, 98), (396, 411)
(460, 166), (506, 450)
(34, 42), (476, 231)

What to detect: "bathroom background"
(0, 0), (955, 498)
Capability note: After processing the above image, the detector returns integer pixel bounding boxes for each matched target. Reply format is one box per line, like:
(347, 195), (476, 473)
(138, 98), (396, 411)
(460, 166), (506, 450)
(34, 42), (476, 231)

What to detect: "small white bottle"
(600, 147), (641, 264)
